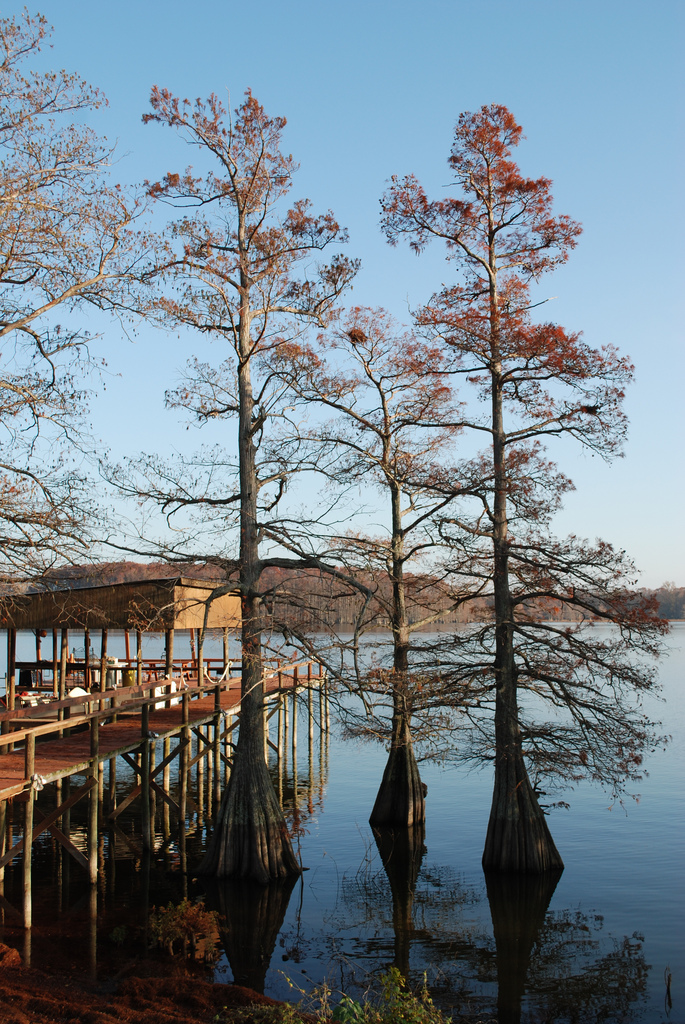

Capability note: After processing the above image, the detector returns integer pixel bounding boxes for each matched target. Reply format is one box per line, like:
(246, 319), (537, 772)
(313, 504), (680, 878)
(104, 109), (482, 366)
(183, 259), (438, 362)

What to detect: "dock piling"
(23, 732), (35, 929)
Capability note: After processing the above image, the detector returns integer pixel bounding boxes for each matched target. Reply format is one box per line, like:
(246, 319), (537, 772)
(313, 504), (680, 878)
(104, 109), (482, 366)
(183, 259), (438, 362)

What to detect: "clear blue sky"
(26, 0), (684, 586)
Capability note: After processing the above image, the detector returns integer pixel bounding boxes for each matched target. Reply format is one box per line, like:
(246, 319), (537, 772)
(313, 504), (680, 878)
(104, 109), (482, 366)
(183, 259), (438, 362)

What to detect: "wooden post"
(189, 628), (197, 673)
(0, 797), (6, 892)
(62, 776), (71, 901)
(213, 681), (221, 808)
(198, 629), (205, 689)
(197, 721), (205, 798)
(206, 728), (212, 818)
(136, 631), (143, 688)
(212, 722), (221, 810)
(6, 627), (16, 752)
(179, 691), (189, 892)
(308, 680), (314, 758)
(162, 736), (171, 839)
(283, 683), (289, 772)
(277, 694), (284, 766)
(100, 629), (108, 694)
(124, 629), (131, 662)
(141, 699), (151, 851)
(222, 627), (229, 677)
(23, 733), (35, 929)
(308, 725), (314, 814)
(165, 628), (174, 679)
(59, 628), (68, 700)
(291, 686), (298, 767)
(150, 739), (157, 838)
(325, 674), (330, 733)
(7, 627), (16, 711)
(52, 629), (58, 698)
(84, 628), (90, 690)
(109, 756), (117, 814)
(89, 717), (99, 885)
(98, 833), (106, 897)
(98, 761), (104, 821)
(224, 714), (232, 784)
(319, 678), (324, 739)
(35, 630), (42, 687)
(88, 885), (97, 980)
(292, 697), (298, 805)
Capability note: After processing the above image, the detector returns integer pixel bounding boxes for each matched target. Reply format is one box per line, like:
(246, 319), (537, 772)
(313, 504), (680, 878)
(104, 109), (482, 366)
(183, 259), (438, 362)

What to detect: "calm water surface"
(1, 625), (683, 1022)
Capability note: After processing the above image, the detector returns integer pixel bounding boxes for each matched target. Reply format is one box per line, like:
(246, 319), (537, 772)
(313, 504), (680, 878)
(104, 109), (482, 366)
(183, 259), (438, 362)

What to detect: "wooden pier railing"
(0, 659), (330, 931)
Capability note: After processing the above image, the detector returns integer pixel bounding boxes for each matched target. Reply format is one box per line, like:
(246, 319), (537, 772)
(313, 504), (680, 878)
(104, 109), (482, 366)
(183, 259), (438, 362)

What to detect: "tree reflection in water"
(485, 870), (561, 1024)
(275, 839), (650, 1023)
(372, 824), (426, 979)
(205, 875), (298, 993)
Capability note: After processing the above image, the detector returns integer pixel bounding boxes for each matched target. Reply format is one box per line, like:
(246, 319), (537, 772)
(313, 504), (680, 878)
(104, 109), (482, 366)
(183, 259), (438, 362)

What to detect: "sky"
(19, 0), (684, 586)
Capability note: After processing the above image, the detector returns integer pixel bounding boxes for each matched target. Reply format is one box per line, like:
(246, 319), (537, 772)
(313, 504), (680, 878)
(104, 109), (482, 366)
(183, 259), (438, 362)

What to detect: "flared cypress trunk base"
(199, 750), (301, 883)
(482, 756), (564, 873)
(369, 718), (425, 828)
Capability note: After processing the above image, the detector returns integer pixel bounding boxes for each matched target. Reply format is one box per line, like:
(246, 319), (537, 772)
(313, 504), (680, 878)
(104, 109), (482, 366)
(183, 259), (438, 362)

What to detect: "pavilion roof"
(0, 563), (241, 631)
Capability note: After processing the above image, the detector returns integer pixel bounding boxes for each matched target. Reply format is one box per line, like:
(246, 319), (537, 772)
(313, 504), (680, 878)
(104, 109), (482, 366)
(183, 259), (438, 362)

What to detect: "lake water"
(1, 625), (683, 1022)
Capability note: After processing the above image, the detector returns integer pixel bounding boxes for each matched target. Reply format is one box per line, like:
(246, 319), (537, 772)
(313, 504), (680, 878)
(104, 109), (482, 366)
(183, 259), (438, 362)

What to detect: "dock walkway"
(0, 661), (328, 929)
(0, 663), (316, 802)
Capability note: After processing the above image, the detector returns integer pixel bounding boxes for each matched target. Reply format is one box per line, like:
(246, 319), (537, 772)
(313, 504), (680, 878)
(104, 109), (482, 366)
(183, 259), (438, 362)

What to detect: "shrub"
(148, 897), (219, 960)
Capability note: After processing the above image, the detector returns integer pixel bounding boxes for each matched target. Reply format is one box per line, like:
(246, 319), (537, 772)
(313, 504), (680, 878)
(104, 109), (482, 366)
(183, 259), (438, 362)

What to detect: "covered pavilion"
(1, 565), (241, 710)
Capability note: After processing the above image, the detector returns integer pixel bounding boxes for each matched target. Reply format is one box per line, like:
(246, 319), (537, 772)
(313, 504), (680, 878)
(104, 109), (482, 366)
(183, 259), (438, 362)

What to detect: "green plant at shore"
(215, 968), (454, 1022)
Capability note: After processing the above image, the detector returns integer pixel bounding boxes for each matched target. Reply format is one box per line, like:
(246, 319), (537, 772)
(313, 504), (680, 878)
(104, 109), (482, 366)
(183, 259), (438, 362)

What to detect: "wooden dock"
(0, 660), (329, 930)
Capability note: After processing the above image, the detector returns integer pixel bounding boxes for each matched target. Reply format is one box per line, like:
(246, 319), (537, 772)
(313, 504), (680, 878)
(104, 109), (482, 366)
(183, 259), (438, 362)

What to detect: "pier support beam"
(141, 702), (151, 851)
(100, 630), (108, 694)
(165, 628), (174, 681)
(52, 630), (59, 698)
(89, 717), (99, 885)
(23, 734), (35, 929)
(59, 629), (68, 701)
(7, 628), (16, 712)
(136, 631), (143, 688)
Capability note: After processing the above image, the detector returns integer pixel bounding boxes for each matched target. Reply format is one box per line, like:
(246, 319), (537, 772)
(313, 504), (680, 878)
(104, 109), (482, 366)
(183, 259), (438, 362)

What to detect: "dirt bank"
(0, 943), (309, 1024)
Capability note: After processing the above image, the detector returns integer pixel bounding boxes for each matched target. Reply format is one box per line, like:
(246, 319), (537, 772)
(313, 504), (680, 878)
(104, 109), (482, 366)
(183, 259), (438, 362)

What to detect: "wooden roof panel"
(0, 577), (241, 631)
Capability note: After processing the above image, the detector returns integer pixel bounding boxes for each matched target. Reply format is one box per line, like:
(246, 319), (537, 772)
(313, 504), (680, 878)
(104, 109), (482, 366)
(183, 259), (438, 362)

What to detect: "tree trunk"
(200, 285), (300, 882)
(370, 688), (425, 826)
(370, 481), (425, 827)
(483, 304), (563, 872)
(482, 677), (563, 871)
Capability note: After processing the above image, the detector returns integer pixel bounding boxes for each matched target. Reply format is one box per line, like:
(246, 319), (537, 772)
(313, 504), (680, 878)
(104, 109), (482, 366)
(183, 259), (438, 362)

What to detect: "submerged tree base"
(199, 752), (301, 883)
(482, 763), (564, 873)
(370, 720), (426, 828)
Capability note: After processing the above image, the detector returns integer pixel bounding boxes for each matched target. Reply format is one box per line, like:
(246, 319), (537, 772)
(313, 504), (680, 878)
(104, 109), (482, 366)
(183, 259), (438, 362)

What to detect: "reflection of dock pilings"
(0, 656), (326, 951)
(270, 667), (330, 815)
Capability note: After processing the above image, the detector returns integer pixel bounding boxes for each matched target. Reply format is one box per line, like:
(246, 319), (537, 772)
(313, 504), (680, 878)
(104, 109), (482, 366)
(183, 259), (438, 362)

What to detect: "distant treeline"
(651, 584), (685, 620)
(265, 570), (685, 629)
(11, 563), (684, 628)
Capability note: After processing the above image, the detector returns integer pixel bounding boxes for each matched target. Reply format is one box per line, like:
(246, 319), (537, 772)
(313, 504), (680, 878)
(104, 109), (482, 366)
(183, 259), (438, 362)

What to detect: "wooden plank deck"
(0, 664), (319, 803)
